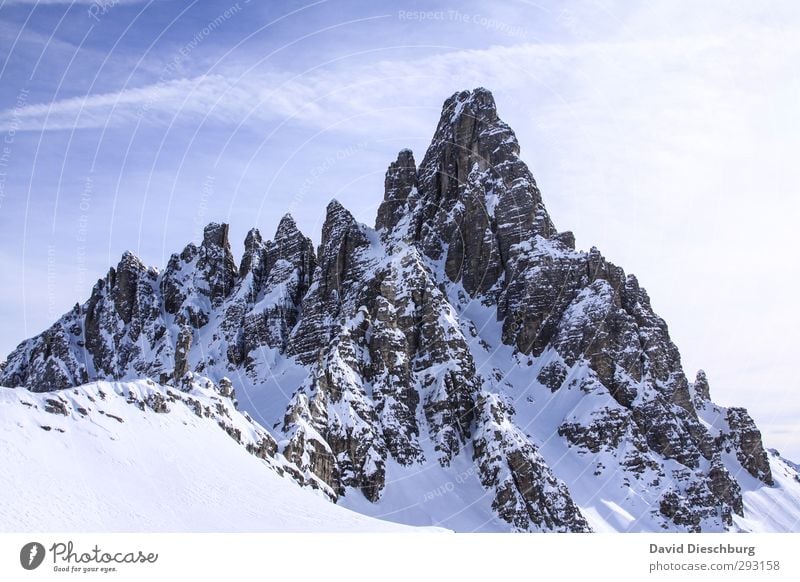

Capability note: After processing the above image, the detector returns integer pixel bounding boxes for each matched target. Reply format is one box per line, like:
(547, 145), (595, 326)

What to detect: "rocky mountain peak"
(395, 88), (556, 297)
(241, 217), (315, 282)
(243, 227), (263, 250)
(240, 228), (265, 279)
(117, 250), (145, 273)
(197, 222), (238, 305)
(376, 149), (418, 232)
(275, 213), (299, 238)
(111, 250), (149, 325)
(321, 199), (358, 250)
(442, 87), (499, 126)
(272, 214), (311, 262)
(694, 369), (711, 402)
(201, 222), (231, 250)
(417, 87), (514, 205)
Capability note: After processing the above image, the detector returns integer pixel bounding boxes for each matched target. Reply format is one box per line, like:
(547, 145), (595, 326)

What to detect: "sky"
(0, 0), (798, 458)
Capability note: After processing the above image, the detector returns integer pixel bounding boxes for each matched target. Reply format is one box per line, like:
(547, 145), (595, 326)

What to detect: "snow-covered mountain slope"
(0, 378), (441, 532)
(2, 88), (799, 532)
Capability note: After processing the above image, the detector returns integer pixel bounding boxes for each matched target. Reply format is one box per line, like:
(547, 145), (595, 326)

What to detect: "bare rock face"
(286, 200), (371, 365)
(390, 88), (556, 299)
(161, 222), (238, 329)
(223, 214), (316, 368)
(376, 149), (417, 232)
(658, 470), (729, 532)
(196, 223), (238, 306)
(474, 393), (591, 532)
(0, 305), (89, 391)
(173, 327), (192, 382)
(1, 88), (785, 533)
(723, 408), (774, 485)
(708, 454), (744, 517)
(693, 369), (711, 402)
(281, 199), (482, 502)
(282, 338), (386, 502)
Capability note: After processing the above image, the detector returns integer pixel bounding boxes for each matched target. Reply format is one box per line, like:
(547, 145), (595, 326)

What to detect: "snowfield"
(0, 381), (444, 533)
(2, 375), (797, 532)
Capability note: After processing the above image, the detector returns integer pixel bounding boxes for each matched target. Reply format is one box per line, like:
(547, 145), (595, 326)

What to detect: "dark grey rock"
(724, 407), (774, 485)
(376, 149), (417, 232)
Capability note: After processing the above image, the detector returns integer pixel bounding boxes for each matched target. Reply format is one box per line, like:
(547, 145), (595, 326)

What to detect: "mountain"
(3, 88), (799, 532)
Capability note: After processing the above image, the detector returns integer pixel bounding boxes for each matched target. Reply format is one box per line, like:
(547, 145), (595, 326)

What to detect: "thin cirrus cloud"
(0, 34), (762, 135)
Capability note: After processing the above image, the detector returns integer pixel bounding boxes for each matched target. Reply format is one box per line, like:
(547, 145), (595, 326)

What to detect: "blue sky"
(0, 0), (798, 457)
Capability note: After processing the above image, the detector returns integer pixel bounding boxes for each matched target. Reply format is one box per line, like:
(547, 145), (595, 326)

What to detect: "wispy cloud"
(0, 74), (239, 130)
(0, 33), (767, 134)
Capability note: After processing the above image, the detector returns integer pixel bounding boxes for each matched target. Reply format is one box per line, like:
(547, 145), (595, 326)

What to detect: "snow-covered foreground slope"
(0, 380), (443, 532)
(734, 450), (800, 532)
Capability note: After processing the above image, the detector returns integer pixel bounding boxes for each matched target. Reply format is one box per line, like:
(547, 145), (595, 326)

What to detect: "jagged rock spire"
(694, 369), (711, 401)
(321, 199), (358, 249)
(383, 88), (558, 296)
(376, 149), (417, 232)
(112, 251), (147, 324)
(274, 212), (299, 240)
(273, 214), (315, 277)
(197, 222), (238, 305)
(240, 228), (264, 278)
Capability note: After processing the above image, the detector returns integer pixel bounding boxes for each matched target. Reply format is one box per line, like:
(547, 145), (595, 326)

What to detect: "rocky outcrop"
(173, 327), (192, 381)
(281, 200), (482, 502)
(693, 369), (711, 403)
(376, 149), (417, 232)
(658, 469), (730, 532)
(195, 223), (238, 306)
(286, 200), (371, 365)
(708, 454), (744, 517)
(388, 88), (557, 299)
(161, 222), (238, 329)
(474, 393), (591, 532)
(0, 309), (89, 392)
(223, 214), (316, 368)
(722, 408), (774, 485)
